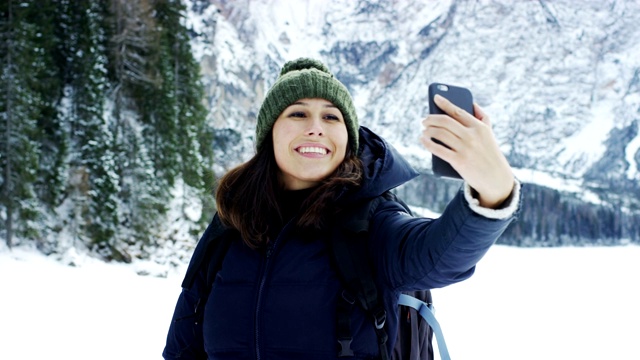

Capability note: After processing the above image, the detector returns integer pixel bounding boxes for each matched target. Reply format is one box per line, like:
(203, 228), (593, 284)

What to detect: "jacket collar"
(339, 126), (419, 204)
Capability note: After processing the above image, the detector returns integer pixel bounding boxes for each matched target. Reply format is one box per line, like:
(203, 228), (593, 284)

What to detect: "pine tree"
(0, 0), (46, 247)
(102, 0), (213, 255)
(105, 0), (168, 255)
(29, 0), (66, 212)
(55, 0), (121, 255)
(153, 0), (213, 218)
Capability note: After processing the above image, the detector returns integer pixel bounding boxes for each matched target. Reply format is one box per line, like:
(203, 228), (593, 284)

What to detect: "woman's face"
(272, 98), (349, 190)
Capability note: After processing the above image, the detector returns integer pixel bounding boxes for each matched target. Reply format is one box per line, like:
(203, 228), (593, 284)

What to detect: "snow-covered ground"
(1, 244), (638, 360)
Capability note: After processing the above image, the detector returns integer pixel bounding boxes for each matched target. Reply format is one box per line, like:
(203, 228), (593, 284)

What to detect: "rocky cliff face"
(185, 0), (640, 244)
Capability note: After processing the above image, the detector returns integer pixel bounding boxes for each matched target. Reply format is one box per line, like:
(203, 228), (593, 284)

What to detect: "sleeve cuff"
(464, 179), (521, 220)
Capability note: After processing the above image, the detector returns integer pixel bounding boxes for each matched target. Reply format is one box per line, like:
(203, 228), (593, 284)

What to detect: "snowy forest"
(2, 0), (640, 265)
(0, 0), (213, 262)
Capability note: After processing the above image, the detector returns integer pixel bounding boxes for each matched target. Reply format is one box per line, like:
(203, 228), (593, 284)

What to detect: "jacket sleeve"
(369, 184), (521, 291)
(163, 263), (208, 359)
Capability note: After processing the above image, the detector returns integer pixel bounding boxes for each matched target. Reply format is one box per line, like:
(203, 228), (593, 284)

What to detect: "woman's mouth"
(296, 146), (329, 155)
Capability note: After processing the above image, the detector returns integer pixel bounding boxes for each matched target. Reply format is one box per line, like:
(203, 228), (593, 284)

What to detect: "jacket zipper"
(254, 232), (284, 360)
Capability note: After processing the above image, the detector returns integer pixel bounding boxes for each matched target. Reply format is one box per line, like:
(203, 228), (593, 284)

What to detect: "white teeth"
(298, 146), (327, 155)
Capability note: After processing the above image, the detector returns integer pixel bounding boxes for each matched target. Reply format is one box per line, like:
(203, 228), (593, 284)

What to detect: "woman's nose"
(305, 117), (324, 136)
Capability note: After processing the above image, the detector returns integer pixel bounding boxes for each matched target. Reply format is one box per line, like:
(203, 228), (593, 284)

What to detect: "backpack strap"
(398, 294), (451, 360)
(181, 212), (234, 324)
(331, 195), (390, 360)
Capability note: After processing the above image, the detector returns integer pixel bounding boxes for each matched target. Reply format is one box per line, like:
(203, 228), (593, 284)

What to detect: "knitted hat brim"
(256, 67), (359, 154)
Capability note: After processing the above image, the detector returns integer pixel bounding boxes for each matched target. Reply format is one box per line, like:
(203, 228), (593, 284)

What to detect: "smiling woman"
(272, 98), (349, 190)
(162, 58), (521, 360)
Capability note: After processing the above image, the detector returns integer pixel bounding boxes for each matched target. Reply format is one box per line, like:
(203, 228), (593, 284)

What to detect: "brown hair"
(215, 134), (363, 249)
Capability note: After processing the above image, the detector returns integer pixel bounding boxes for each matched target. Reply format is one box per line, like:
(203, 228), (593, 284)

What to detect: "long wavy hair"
(215, 133), (363, 249)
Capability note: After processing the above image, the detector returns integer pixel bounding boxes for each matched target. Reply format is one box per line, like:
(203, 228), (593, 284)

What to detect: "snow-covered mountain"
(183, 0), (640, 244)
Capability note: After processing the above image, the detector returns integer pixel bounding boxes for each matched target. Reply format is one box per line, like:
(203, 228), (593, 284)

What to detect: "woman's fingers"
(420, 98), (514, 208)
(433, 94), (477, 126)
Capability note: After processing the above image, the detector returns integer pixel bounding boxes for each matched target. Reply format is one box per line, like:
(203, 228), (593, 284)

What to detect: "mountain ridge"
(184, 0), (640, 244)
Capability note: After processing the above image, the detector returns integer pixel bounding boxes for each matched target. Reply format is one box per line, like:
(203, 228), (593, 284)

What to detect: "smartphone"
(428, 83), (475, 179)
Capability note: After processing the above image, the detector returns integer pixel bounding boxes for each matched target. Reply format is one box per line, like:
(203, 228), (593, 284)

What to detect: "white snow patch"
(1, 245), (639, 360)
(512, 167), (603, 205)
(625, 129), (640, 179)
(556, 102), (614, 177)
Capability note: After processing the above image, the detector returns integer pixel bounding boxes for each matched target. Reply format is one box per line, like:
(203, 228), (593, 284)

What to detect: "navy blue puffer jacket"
(163, 126), (518, 359)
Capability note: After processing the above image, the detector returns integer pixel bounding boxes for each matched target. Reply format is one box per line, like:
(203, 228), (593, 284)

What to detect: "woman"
(163, 58), (520, 359)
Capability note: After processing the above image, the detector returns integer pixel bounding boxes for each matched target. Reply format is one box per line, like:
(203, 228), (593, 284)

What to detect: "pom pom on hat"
(255, 58), (359, 154)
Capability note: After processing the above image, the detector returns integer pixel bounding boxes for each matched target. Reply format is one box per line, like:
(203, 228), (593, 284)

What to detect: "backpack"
(181, 193), (450, 360)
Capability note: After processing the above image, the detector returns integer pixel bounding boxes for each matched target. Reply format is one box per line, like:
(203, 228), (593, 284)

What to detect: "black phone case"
(428, 83), (475, 179)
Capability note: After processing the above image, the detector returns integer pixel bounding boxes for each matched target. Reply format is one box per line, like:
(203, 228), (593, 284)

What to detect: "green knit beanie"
(255, 58), (359, 154)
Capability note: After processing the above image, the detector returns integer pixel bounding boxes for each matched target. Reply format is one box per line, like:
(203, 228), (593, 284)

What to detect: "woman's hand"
(421, 94), (514, 209)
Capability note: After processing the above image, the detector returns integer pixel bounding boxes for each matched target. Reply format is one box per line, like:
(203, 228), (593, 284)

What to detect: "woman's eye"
(325, 114), (341, 121)
(289, 111), (306, 118)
